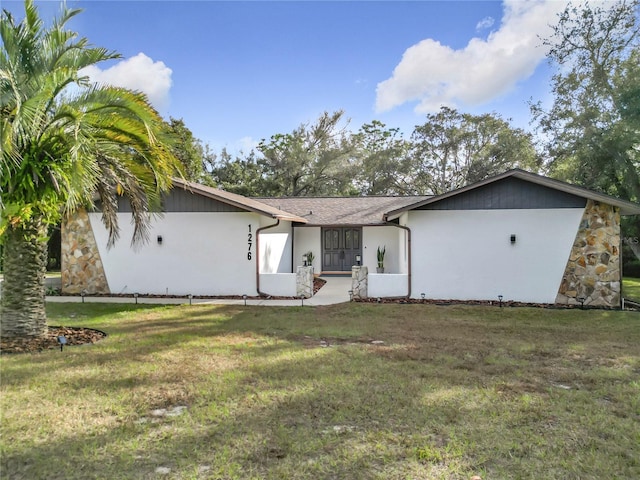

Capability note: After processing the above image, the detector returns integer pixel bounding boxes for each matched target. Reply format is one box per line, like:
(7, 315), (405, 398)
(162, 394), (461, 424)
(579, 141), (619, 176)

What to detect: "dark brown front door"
(322, 227), (362, 272)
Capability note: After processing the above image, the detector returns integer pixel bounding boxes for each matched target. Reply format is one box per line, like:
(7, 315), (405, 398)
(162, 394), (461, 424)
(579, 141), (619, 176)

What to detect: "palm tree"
(1, 0), (181, 338)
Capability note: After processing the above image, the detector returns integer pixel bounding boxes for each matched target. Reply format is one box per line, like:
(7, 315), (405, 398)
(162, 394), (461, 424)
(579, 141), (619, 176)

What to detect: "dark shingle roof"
(257, 196), (430, 225)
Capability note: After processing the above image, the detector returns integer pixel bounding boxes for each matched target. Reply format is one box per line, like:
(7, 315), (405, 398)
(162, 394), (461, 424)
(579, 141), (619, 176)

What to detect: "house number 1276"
(247, 225), (252, 260)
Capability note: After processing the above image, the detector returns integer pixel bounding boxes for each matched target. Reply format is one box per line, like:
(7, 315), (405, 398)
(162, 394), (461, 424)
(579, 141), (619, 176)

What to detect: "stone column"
(296, 266), (314, 298)
(61, 209), (110, 294)
(556, 200), (621, 307)
(352, 266), (368, 299)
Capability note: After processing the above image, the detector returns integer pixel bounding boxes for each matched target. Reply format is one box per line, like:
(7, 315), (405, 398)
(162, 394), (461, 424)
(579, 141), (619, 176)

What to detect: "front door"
(322, 227), (362, 272)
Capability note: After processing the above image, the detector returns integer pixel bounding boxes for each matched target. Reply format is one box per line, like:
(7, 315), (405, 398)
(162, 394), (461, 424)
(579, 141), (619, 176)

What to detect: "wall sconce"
(157, 235), (163, 245)
(355, 254), (361, 266)
(510, 234), (516, 244)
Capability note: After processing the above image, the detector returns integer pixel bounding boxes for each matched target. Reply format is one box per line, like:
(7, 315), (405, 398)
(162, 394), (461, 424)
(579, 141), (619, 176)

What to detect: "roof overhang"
(384, 169), (640, 220)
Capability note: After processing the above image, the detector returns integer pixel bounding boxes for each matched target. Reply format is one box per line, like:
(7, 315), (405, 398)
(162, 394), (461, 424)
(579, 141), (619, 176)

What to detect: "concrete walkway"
(44, 275), (353, 307)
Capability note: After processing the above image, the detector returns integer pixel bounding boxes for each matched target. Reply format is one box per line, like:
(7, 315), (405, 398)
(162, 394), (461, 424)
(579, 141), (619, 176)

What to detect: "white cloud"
(375, 0), (573, 114)
(476, 16), (495, 31)
(237, 136), (259, 153)
(81, 53), (172, 111)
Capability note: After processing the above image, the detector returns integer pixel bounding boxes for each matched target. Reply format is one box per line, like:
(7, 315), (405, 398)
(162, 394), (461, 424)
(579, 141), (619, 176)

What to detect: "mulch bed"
(49, 277), (328, 301)
(1, 326), (107, 355)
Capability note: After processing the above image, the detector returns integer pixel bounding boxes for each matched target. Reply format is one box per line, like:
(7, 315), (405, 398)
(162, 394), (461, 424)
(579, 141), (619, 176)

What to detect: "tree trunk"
(1, 217), (49, 338)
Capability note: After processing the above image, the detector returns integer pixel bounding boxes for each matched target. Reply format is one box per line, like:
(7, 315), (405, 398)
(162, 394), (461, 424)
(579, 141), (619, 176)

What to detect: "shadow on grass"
(2, 303), (640, 478)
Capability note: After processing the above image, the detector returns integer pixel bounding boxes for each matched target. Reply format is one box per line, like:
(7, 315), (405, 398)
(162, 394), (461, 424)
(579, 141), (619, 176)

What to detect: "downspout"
(256, 219), (280, 297)
(385, 221), (412, 299)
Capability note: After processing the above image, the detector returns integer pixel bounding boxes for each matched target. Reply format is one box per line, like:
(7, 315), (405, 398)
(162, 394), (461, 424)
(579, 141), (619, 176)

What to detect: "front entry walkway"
(306, 275), (352, 305)
(45, 276), (352, 306)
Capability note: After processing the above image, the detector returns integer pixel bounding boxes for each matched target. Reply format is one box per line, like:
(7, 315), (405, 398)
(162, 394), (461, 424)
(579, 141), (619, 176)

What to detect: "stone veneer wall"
(61, 210), (110, 294)
(556, 200), (620, 307)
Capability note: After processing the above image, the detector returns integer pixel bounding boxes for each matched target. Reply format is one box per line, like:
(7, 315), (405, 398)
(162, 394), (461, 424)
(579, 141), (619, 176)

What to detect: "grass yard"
(1, 303), (639, 479)
(623, 277), (640, 301)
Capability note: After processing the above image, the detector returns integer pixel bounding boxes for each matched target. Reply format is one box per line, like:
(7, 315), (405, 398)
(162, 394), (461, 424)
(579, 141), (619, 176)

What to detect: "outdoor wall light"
(355, 254), (361, 266)
(510, 234), (516, 244)
(157, 235), (163, 245)
(498, 295), (504, 308)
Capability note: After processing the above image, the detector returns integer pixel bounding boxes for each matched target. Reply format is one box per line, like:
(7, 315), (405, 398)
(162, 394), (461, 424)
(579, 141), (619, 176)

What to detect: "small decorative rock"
(155, 466), (171, 475)
(371, 340), (384, 345)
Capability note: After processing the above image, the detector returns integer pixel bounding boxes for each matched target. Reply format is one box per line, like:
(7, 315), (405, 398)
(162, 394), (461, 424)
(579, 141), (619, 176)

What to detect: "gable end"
(417, 177), (587, 210)
(116, 188), (246, 213)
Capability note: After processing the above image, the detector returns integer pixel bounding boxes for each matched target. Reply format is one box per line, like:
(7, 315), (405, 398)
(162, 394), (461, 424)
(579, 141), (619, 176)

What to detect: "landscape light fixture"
(300, 294), (305, 306)
(421, 292), (426, 301)
(134, 292), (139, 304)
(242, 294), (248, 306)
(188, 294), (193, 306)
(377, 297), (382, 304)
(81, 290), (86, 303)
(348, 289), (353, 302)
(57, 335), (67, 352)
(355, 254), (361, 266)
(302, 254), (308, 267)
(157, 235), (163, 245)
(577, 296), (586, 310)
(498, 295), (503, 308)
(510, 234), (516, 244)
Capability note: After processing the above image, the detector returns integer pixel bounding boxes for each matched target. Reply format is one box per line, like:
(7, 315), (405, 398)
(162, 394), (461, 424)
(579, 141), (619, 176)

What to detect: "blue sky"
(4, 1), (575, 153)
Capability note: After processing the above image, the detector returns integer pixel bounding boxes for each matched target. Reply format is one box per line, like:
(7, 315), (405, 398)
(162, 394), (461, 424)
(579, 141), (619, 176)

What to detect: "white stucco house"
(61, 169), (640, 308)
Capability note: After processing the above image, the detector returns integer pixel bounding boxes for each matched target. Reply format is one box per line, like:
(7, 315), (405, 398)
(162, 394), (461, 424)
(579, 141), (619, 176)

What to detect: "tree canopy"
(532, 0), (640, 203)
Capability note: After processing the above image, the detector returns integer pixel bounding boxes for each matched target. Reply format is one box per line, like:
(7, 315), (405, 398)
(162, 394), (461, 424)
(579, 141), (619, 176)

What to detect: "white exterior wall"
(89, 212), (262, 296)
(399, 213), (410, 274)
(369, 274), (409, 297)
(362, 226), (401, 273)
(259, 219), (292, 274)
(259, 273), (296, 296)
(293, 227), (321, 274)
(409, 209), (585, 303)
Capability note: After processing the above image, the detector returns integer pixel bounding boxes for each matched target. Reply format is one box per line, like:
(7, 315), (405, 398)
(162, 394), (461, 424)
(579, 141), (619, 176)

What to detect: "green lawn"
(1, 303), (639, 479)
(623, 277), (640, 301)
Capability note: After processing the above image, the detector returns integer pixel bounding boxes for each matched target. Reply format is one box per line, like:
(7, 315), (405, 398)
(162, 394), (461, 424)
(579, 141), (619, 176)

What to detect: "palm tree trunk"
(1, 217), (49, 338)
